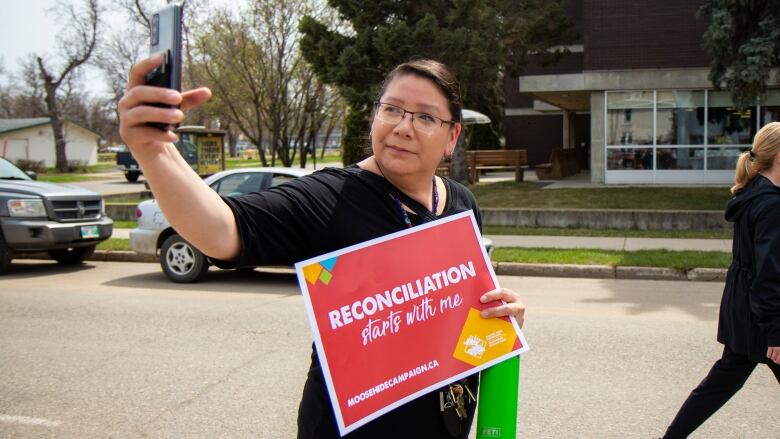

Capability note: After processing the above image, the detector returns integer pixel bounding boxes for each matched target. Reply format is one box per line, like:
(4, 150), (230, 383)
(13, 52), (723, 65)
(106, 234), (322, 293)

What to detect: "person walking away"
(662, 122), (780, 438)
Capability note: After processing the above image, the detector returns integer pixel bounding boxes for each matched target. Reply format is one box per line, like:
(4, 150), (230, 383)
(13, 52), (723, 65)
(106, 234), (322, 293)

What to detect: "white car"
(131, 166), (494, 283)
(130, 167), (312, 283)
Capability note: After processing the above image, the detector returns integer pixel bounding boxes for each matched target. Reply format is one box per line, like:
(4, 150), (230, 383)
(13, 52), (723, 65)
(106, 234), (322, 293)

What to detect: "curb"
(17, 252), (728, 282)
(492, 262), (726, 282)
(17, 250), (157, 264)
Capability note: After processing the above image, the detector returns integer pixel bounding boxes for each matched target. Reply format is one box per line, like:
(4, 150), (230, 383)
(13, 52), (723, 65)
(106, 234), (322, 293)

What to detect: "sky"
(0, 0), (237, 97)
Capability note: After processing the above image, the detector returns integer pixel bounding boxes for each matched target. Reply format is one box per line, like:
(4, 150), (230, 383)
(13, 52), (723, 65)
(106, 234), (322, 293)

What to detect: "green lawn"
(98, 152), (116, 163)
(36, 162), (117, 182)
(483, 225), (731, 240)
(106, 199), (145, 206)
(112, 220), (137, 229)
(37, 174), (114, 183)
(471, 181), (732, 210)
(97, 238), (130, 251)
(225, 151), (342, 170)
(492, 248), (731, 269)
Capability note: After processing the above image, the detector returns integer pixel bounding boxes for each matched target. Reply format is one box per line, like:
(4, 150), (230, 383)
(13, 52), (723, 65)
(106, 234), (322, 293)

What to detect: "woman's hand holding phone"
(118, 55), (211, 163)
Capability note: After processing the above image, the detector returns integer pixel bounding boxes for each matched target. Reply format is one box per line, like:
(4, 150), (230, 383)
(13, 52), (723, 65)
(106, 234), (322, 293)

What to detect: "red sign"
(295, 211), (528, 435)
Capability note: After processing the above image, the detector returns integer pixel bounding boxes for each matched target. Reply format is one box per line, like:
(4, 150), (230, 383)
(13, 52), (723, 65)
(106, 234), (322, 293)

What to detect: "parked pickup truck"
(116, 148), (142, 182)
(0, 156), (113, 273)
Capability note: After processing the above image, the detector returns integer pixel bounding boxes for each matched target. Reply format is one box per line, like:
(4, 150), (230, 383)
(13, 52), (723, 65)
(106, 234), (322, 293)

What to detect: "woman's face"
(371, 74), (461, 177)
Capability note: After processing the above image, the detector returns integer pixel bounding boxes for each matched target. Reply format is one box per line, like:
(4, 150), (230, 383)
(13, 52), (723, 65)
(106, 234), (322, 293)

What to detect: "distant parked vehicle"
(0, 156), (113, 273)
(116, 126), (227, 182)
(115, 147), (142, 182)
(130, 167), (311, 283)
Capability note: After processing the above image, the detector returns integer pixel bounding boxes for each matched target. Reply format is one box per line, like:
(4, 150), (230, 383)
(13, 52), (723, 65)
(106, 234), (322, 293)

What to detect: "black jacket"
(718, 175), (780, 362)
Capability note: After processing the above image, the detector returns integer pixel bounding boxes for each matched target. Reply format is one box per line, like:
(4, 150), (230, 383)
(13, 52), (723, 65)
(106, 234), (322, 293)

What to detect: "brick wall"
(584, 0), (710, 70)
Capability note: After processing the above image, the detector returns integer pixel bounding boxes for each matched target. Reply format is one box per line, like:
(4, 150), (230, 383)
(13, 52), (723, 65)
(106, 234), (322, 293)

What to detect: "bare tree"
(32, 0), (101, 171)
(191, 0), (343, 167)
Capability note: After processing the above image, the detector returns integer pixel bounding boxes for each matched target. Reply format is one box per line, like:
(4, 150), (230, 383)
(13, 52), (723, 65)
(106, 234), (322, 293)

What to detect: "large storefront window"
(707, 91), (757, 145)
(605, 89), (776, 184)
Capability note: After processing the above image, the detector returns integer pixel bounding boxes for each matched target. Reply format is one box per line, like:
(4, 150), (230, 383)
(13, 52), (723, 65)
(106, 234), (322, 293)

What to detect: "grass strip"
(483, 226), (731, 240)
(224, 153), (342, 170)
(37, 174), (114, 183)
(471, 181), (732, 210)
(97, 238), (130, 251)
(492, 247), (731, 269)
(112, 220), (137, 229)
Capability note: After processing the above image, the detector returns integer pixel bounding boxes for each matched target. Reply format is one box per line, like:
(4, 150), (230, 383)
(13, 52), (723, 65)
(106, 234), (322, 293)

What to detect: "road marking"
(0, 414), (61, 427)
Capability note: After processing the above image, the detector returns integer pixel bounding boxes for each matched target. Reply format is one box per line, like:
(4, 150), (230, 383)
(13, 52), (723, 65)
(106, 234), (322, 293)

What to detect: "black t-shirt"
(217, 165), (482, 438)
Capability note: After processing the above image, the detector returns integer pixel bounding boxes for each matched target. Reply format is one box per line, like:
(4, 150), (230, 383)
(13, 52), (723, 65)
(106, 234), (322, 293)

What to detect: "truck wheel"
(160, 234), (209, 283)
(125, 171), (140, 182)
(0, 233), (13, 274)
(48, 245), (96, 265)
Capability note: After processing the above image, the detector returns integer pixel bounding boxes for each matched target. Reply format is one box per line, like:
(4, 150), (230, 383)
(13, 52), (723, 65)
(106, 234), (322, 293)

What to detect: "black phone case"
(145, 4), (182, 131)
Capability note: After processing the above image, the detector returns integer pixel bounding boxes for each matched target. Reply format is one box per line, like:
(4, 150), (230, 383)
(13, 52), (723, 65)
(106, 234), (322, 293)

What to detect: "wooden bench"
(466, 149), (528, 183)
(535, 147), (580, 180)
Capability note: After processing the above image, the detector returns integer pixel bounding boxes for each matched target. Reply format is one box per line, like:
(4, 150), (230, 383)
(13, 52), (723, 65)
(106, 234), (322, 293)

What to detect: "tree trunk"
(342, 108), (370, 166)
(44, 83), (69, 172)
(449, 132), (469, 185)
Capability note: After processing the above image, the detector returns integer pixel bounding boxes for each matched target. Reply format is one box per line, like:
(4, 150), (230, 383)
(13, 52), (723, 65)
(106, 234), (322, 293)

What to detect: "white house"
(0, 118), (101, 167)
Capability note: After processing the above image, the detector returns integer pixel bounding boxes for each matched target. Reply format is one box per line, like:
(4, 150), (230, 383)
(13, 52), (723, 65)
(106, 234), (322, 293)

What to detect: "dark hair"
(375, 59), (462, 124)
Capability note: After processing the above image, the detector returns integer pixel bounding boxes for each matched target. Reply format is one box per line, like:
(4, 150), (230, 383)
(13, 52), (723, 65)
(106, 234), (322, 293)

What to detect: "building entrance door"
(574, 113), (591, 170)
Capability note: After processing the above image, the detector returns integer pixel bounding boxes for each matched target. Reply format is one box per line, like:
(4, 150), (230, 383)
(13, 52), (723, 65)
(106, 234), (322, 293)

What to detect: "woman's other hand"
(768, 346), (780, 365)
(479, 288), (525, 328)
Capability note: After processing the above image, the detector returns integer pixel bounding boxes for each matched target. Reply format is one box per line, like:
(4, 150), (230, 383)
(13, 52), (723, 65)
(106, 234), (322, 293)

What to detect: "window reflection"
(656, 91), (705, 145)
(707, 91), (756, 145)
(607, 92), (654, 145)
(607, 148), (653, 170)
(707, 147), (748, 170)
(656, 148), (704, 170)
(761, 90), (780, 125)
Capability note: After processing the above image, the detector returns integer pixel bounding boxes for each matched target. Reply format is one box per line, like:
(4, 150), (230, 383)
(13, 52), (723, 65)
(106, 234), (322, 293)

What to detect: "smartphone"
(145, 3), (183, 131)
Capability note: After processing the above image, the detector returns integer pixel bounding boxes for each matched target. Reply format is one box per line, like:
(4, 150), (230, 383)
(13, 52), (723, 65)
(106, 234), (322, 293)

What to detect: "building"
(504, 0), (780, 184)
(0, 118), (101, 167)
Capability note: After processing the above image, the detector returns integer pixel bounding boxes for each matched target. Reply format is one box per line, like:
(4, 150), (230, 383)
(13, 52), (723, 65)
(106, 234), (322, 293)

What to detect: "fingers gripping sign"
(479, 287), (526, 328)
(768, 346), (780, 365)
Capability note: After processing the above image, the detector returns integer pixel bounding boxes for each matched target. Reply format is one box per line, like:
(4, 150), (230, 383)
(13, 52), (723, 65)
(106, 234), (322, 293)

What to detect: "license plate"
(80, 225), (99, 239)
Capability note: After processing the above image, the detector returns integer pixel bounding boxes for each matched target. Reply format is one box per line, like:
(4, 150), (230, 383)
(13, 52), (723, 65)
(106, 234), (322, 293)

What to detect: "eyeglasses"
(374, 102), (456, 134)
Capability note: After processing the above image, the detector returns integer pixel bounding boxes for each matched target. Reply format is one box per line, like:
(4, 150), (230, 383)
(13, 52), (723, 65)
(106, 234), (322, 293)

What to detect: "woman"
(662, 122), (780, 438)
(119, 57), (525, 438)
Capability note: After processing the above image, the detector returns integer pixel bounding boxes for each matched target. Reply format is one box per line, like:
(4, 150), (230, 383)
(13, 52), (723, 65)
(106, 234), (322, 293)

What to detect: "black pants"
(663, 345), (780, 438)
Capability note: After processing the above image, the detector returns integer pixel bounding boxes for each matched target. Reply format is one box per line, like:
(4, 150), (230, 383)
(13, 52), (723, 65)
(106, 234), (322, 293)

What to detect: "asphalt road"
(1, 261), (777, 438)
(72, 170), (147, 196)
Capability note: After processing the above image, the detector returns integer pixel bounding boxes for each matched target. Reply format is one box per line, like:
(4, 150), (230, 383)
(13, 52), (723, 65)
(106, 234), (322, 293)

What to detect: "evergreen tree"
(699, 0), (780, 109)
(300, 0), (574, 173)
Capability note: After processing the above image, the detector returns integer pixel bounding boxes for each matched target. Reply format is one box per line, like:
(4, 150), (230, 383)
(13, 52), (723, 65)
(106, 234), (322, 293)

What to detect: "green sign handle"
(476, 355), (520, 438)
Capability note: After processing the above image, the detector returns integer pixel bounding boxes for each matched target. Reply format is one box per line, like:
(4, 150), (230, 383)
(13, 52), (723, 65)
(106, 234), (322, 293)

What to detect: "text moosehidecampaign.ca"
(346, 360), (440, 407)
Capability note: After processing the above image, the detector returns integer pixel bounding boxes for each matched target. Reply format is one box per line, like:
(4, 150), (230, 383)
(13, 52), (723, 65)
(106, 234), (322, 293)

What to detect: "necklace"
(374, 158), (438, 228)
